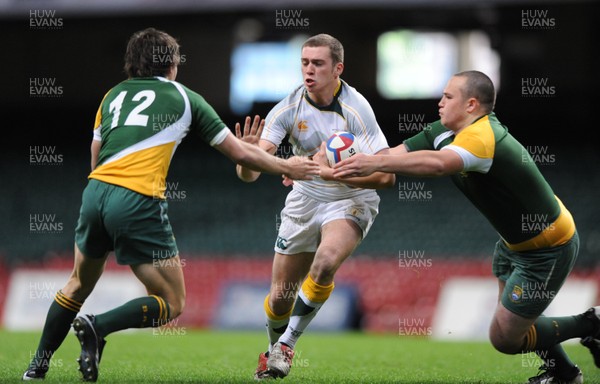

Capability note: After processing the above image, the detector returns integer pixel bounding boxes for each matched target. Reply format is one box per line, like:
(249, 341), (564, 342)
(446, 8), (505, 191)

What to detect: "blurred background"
(1, 0), (598, 337)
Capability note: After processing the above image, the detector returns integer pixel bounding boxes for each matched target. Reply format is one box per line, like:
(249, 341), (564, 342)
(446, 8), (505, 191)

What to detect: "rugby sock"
(28, 290), (83, 371)
(94, 295), (170, 338)
(278, 275), (334, 349)
(264, 294), (292, 352)
(522, 314), (594, 351)
(536, 345), (580, 380)
(521, 314), (594, 379)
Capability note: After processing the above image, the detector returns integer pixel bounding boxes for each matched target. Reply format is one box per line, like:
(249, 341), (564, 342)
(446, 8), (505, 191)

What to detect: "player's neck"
(306, 80), (340, 107)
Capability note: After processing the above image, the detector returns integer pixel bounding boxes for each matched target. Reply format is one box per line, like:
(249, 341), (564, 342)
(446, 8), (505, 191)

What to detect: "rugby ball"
(326, 131), (359, 166)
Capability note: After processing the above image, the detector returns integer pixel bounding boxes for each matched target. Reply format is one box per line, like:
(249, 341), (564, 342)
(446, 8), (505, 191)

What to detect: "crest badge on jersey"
(510, 285), (523, 303)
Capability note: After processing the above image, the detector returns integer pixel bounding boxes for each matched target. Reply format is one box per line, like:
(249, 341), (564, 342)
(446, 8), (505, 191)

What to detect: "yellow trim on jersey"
(93, 91), (111, 130)
(505, 197), (576, 251)
(333, 80), (342, 96)
(301, 274), (334, 303)
(452, 115), (495, 160)
(89, 142), (176, 199)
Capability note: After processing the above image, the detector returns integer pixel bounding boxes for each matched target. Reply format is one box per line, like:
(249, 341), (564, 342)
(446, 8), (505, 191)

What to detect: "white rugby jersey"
(262, 79), (389, 202)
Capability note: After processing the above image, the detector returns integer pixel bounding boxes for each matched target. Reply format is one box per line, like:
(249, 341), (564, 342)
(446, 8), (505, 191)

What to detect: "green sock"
(537, 344), (579, 380)
(523, 314), (594, 351)
(94, 296), (170, 338)
(29, 291), (82, 371)
(520, 314), (592, 379)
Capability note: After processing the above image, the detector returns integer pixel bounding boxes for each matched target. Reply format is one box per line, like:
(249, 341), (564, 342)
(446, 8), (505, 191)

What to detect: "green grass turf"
(0, 329), (597, 383)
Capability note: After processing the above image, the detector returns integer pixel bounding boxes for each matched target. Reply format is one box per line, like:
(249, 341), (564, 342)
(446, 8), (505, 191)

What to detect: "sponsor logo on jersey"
(276, 236), (288, 250)
(297, 120), (308, 132)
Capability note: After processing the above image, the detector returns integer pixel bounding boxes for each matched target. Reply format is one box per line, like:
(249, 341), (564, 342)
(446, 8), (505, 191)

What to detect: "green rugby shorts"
(75, 179), (178, 265)
(492, 231), (579, 318)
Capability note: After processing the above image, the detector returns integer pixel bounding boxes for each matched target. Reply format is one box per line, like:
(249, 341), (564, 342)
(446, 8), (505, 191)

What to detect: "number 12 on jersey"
(108, 90), (156, 129)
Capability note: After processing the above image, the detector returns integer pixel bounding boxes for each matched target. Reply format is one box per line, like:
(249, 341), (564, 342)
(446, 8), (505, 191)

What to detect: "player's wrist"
(280, 157), (294, 176)
(319, 166), (334, 181)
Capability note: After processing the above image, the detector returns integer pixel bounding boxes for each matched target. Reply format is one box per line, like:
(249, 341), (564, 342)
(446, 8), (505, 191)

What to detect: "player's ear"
(466, 97), (479, 113)
(334, 62), (344, 77)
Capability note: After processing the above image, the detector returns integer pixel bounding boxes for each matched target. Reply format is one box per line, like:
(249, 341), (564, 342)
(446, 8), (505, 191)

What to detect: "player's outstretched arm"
(234, 115), (277, 182)
(217, 133), (319, 181)
(333, 148), (463, 178)
(388, 143), (408, 155)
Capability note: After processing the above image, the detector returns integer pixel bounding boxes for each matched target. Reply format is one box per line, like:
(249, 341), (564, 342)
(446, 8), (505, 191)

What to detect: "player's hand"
(333, 153), (377, 178)
(315, 142), (334, 181)
(235, 115), (264, 146)
(314, 142), (330, 167)
(282, 156), (320, 181)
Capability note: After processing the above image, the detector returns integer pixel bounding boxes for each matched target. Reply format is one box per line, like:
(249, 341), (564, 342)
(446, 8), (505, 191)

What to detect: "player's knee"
(167, 295), (185, 319)
(489, 329), (521, 355)
(311, 249), (341, 282)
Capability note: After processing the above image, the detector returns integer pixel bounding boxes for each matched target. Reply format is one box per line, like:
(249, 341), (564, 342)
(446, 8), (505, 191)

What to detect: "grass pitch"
(0, 329), (597, 383)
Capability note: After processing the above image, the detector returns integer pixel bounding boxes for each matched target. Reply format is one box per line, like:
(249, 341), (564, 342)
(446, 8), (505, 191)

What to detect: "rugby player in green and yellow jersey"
(333, 71), (599, 384)
(22, 27), (319, 382)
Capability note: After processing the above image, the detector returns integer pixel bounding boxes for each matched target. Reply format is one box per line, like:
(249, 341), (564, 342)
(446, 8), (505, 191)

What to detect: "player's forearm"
(235, 142), (289, 176)
(346, 172), (396, 189)
(388, 144), (408, 156)
(378, 152), (451, 177)
(235, 139), (278, 182)
(321, 167), (395, 189)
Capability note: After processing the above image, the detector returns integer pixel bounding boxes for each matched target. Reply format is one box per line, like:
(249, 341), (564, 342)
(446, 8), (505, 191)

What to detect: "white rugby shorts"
(274, 189), (380, 255)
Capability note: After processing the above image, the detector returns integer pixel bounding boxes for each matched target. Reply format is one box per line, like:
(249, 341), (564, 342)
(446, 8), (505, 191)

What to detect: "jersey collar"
(303, 79), (344, 111)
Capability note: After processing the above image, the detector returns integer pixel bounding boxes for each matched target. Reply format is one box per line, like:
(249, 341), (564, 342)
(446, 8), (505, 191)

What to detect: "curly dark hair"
(124, 28), (181, 78)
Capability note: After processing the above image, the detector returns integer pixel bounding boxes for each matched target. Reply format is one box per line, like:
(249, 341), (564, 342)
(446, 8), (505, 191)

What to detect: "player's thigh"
(130, 256), (186, 317)
(315, 194), (379, 261)
(62, 243), (108, 302)
(309, 219), (362, 284)
(318, 218), (362, 260)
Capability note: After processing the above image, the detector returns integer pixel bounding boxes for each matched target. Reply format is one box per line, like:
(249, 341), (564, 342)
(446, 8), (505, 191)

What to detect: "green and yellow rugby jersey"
(89, 77), (229, 199)
(404, 113), (575, 251)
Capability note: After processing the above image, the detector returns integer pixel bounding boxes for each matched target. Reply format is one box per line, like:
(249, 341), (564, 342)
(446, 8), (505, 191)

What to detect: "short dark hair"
(124, 28), (180, 78)
(302, 33), (344, 64)
(454, 70), (496, 113)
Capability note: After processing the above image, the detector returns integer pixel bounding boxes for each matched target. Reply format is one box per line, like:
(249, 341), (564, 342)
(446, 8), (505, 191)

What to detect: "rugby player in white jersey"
(236, 33), (396, 380)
